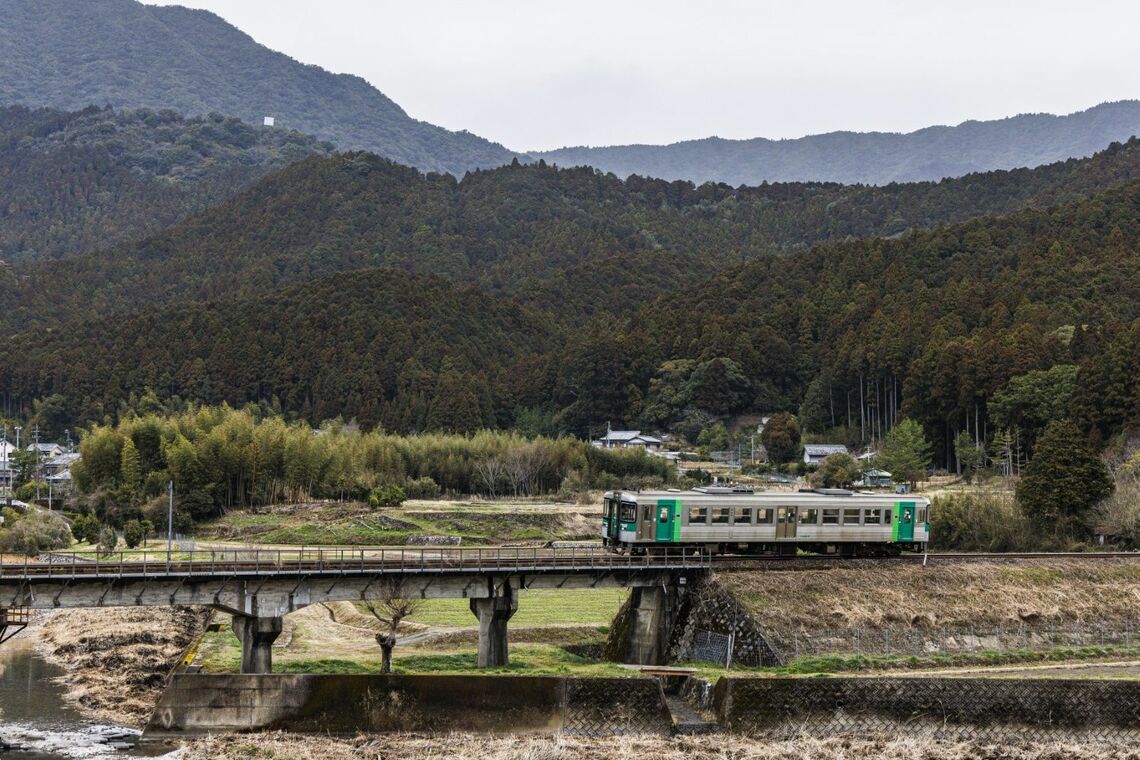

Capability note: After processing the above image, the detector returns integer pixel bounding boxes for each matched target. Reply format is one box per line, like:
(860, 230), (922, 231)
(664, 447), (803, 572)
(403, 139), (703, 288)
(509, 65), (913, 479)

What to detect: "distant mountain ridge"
(0, 0), (520, 175)
(534, 101), (1140, 185)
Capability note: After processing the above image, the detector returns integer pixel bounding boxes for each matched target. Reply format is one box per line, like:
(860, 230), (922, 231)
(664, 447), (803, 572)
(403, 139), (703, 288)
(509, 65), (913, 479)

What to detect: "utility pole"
(167, 480), (174, 564)
(33, 425), (40, 501)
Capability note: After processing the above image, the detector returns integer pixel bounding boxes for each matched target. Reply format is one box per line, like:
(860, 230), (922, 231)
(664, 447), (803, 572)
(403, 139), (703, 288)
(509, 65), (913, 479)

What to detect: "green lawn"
(405, 588), (627, 627)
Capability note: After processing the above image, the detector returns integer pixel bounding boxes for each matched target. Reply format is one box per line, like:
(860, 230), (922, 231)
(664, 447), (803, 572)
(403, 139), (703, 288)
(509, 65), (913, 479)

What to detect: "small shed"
(862, 468), (893, 487)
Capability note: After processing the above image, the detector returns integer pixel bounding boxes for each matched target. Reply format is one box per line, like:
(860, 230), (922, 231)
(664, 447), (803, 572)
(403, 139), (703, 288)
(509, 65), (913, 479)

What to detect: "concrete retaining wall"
(714, 676), (1140, 740)
(144, 674), (671, 739)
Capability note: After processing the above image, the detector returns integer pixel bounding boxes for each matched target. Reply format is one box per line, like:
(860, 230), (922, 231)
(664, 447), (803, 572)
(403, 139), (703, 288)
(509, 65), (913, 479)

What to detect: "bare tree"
(473, 457), (507, 498)
(361, 578), (424, 673)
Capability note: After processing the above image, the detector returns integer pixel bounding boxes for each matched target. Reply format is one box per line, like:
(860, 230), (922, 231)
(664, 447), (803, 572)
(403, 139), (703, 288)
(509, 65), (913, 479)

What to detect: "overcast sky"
(146, 1), (1140, 152)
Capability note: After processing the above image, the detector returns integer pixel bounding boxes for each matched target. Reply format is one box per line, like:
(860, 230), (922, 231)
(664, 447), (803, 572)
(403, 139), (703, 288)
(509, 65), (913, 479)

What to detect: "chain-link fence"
(770, 621), (1140, 661)
(717, 676), (1140, 741)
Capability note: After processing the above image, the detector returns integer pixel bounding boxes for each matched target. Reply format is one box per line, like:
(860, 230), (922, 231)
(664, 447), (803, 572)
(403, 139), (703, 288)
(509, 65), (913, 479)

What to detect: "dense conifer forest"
(0, 105), (332, 259)
(2, 138), (1139, 463)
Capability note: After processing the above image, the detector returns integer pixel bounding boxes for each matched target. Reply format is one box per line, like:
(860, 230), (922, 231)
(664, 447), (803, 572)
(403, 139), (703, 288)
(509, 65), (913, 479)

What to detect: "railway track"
(709, 551), (1140, 570)
(2, 547), (1138, 580)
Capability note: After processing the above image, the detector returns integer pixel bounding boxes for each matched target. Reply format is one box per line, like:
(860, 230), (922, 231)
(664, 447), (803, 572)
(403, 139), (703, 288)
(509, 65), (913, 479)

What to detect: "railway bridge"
(0, 547), (709, 672)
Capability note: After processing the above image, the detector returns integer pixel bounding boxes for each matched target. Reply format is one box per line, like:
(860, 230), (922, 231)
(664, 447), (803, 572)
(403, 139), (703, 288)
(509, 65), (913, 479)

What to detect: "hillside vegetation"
(2, 142), (1139, 448)
(7, 138), (1140, 329)
(0, 104), (331, 259)
(0, 0), (518, 175)
(536, 100), (1140, 185)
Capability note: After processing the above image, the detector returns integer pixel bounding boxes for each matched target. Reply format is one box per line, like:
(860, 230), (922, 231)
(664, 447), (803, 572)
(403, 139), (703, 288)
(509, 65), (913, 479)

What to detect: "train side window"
(689, 506), (708, 524)
(917, 507), (926, 523)
(865, 508), (881, 525)
(756, 508), (774, 524)
(735, 507), (753, 524)
(842, 508), (861, 525)
(885, 509), (893, 523)
(822, 508), (839, 525)
(799, 508), (819, 524)
(620, 502), (637, 522)
(711, 507), (731, 524)
(643, 504), (652, 522)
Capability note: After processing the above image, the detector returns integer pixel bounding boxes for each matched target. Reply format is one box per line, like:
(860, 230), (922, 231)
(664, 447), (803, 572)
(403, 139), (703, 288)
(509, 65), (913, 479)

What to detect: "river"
(0, 639), (172, 759)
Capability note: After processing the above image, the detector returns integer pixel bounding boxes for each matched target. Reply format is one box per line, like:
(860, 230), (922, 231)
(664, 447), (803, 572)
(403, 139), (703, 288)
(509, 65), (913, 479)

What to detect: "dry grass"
(720, 560), (1140, 639)
(35, 606), (208, 726)
(183, 733), (1140, 760)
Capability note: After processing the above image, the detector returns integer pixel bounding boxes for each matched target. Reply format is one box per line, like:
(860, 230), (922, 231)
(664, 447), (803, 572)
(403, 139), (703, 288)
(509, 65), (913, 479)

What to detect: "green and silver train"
(601, 487), (930, 556)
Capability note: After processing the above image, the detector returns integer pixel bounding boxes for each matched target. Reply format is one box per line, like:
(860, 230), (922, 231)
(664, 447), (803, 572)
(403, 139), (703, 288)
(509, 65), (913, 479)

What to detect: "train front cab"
(602, 492), (681, 552)
(892, 499), (930, 551)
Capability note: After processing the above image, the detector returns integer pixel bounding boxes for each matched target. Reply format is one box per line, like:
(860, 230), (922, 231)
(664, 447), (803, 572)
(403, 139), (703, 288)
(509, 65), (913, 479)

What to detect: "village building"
(803, 443), (849, 465)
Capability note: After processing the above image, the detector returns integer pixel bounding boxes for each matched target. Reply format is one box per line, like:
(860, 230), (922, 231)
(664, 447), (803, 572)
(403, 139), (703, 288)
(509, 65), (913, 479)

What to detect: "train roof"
(603, 488), (929, 504)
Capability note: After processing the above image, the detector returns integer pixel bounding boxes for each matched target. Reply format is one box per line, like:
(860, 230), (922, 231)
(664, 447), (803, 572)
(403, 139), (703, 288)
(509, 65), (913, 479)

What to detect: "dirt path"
(185, 733), (1140, 760)
(885, 658), (1140, 679)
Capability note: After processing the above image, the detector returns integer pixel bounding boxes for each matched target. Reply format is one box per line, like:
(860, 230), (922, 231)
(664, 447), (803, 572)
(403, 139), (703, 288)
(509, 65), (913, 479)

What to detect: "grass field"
(196, 499), (600, 546)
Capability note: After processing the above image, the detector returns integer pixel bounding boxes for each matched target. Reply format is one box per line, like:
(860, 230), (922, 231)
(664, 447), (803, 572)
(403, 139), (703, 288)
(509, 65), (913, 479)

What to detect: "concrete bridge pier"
(626, 585), (678, 665)
(232, 615), (283, 674)
(470, 583), (517, 667)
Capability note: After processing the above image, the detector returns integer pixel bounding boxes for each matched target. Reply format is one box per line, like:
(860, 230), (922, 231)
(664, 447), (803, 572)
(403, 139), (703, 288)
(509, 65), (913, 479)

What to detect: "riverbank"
(32, 606), (209, 726)
(184, 733), (1140, 759)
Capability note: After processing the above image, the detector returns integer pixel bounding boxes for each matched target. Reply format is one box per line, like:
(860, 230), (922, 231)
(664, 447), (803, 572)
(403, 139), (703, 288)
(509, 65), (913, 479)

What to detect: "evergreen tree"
(760, 412), (801, 465)
(879, 418), (932, 489)
(1016, 419), (1114, 540)
(811, 452), (861, 488)
(954, 430), (985, 483)
(120, 437), (142, 502)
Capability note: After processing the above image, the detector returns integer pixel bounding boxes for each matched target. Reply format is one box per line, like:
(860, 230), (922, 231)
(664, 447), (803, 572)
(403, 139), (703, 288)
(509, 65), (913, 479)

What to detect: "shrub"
(123, 519), (144, 549)
(404, 476), (441, 500)
(0, 510), (73, 554)
(98, 525), (119, 555)
(70, 513), (100, 544)
(368, 484), (406, 508)
(1092, 478), (1140, 548)
(929, 491), (1039, 552)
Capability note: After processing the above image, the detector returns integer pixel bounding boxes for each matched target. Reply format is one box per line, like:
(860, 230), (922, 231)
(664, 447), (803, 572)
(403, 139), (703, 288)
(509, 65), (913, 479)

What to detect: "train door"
(655, 499), (678, 542)
(636, 500), (655, 541)
(607, 494), (621, 542)
(894, 502), (915, 542)
(776, 506), (798, 540)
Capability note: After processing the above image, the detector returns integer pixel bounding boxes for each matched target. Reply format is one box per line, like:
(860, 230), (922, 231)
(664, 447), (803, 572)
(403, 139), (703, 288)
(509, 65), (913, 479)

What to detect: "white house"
(594, 429), (663, 452)
(803, 444), (849, 465)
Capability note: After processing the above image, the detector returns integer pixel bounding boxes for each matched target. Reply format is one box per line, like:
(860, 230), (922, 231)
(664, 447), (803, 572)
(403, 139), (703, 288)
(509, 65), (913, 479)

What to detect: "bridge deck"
(0, 546), (710, 583)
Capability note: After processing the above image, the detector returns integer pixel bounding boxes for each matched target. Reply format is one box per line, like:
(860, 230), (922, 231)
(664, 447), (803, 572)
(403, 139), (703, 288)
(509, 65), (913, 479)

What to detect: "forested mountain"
(535, 101), (1140, 185)
(0, 0), (519, 175)
(2, 151), (1139, 454)
(7, 138), (1140, 332)
(0, 105), (332, 259)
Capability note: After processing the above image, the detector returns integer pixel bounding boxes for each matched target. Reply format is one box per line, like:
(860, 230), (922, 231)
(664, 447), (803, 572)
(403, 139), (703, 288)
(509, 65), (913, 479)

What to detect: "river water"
(0, 640), (171, 759)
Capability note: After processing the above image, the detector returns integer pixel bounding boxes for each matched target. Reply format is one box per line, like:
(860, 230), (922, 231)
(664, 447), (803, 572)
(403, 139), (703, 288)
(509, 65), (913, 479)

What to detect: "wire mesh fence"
(691, 629), (733, 666)
(718, 676), (1140, 741)
(770, 621), (1140, 661)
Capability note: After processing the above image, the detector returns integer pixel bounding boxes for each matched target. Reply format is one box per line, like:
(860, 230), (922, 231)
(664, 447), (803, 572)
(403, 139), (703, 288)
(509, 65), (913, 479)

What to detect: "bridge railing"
(0, 545), (711, 579)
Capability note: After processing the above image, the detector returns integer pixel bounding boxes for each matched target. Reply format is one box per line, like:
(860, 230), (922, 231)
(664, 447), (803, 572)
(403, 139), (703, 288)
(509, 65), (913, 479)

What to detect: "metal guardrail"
(0, 546), (711, 580)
